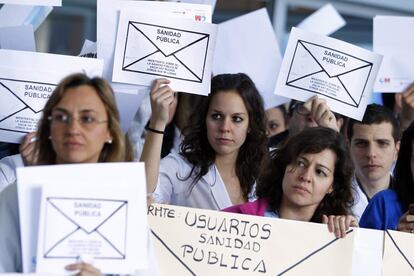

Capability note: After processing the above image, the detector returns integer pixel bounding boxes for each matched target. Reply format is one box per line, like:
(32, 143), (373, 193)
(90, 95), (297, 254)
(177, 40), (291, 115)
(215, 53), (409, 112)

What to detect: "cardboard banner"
(17, 163), (147, 274)
(0, 50), (103, 143)
(382, 230), (414, 275)
(275, 27), (382, 121)
(148, 204), (355, 275)
(113, 10), (217, 96)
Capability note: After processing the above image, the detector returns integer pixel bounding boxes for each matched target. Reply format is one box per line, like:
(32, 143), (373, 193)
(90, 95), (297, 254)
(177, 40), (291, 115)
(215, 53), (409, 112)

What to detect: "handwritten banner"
(148, 204), (355, 275)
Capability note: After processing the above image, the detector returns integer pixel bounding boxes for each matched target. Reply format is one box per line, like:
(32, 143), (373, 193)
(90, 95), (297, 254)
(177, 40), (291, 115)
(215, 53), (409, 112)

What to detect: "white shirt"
(0, 154), (24, 192)
(351, 174), (392, 222)
(0, 183), (22, 272)
(154, 152), (255, 210)
(350, 177), (369, 222)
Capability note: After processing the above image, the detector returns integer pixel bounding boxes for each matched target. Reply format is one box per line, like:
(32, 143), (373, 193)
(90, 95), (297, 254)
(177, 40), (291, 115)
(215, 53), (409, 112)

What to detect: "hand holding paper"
(65, 262), (102, 276)
(396, 210), (414, 234)
(323, 214), (358, 238)
(19, 131), (37, 165)
(399, 83), (414, 130)
(303, 95), (339, 131)
(149, 78), (175, 131)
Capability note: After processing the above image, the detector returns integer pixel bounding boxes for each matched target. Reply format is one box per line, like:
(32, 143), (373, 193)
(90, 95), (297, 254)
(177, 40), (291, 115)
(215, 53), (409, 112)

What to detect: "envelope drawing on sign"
(122, 21), (210, 83)
(382, 230), (414, 275)
(43, 197), (128, 259)
(286, 40), (373, 108)
(0, 78), (55, 135)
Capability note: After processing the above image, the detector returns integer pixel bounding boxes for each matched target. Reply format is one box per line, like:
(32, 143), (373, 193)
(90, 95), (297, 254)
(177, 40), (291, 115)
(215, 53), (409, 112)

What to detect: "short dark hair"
(392, 121), (414, 210)
(256, 127), (354, 223)
(347, 103), (400, 142)
(180, 73), (268, 200)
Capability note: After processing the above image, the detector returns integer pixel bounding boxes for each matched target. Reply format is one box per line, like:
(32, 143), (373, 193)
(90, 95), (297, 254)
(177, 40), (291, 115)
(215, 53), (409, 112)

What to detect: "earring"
(48, 135), (52, 140)
(107, 139), (113, 144)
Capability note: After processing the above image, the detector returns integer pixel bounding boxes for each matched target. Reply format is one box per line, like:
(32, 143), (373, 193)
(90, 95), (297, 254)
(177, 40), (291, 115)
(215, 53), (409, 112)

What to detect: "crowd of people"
(0, 70), (413, 274)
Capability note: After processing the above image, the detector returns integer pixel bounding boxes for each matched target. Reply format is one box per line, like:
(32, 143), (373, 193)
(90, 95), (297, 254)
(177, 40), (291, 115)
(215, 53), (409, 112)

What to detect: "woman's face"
(206, 90), (250, 159)
(50, 85), (112, 164)
(265, 106), (287, 137)
(282, 149), (336, 211)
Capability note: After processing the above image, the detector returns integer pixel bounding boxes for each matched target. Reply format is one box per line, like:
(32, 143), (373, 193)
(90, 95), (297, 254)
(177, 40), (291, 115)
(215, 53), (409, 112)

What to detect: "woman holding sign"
(142, 73), (268, 209)
(0, 73), (132, 274)
(225, 127), (357, 238)
(360, 121), (414, 233)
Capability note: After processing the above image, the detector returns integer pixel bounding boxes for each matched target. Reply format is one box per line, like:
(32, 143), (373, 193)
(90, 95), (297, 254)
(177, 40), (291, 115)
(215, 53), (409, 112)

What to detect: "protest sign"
(17, 163), (147, 273)
(0, 50), (103, 143)
(275, 27), (382, 120)
(113, 10), (217, 95)
(148, 204), (355, 275)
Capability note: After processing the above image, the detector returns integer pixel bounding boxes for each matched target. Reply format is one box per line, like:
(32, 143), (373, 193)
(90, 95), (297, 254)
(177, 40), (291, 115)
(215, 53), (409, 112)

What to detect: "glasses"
(48, 113), (108, 128)
(292, 102), (310, 116)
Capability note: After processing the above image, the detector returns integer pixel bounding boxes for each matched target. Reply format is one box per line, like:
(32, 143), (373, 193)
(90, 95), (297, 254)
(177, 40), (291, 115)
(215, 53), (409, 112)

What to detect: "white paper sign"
(0, 49), (103, 143)
(97, 0), (212, 89)
(0, 25), (36, 51)
(213, 8), (288, 109)
(297, 3), (346, 36)
(275, 27), (382, 120)
(17, 163), (147, 273)
(113, 10), (217, 95)
(78, 39), (97, 58)
(0, 4), (53, 30)
(114, 86), (149, 133)
(373, 16), (414, 93)
(0, 0), (61, 5)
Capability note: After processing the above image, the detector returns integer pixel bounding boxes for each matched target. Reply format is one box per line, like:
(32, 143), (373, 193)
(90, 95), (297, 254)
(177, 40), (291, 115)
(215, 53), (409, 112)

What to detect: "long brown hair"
(180, 73), (268, 200)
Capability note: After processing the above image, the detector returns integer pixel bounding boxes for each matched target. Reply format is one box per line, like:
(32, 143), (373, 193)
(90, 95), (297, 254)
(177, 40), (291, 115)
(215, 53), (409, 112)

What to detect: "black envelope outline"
(151, 229), (195, 275)
(276, 229), (353, 275)
(150, 227), (353, 275)
(286, 40), (373, 108)
(385, 230), (414, 271)
(43, 197), (128, 260)
(0, 77), (55, 134)
(122, 21), (210, 83)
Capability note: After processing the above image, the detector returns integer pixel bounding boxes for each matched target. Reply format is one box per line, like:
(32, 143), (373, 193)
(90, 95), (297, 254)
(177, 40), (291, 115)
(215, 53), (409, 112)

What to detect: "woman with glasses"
(225, 127), (357, 238)
(141, 73), (268, 210)
(0, 73), (132, 274)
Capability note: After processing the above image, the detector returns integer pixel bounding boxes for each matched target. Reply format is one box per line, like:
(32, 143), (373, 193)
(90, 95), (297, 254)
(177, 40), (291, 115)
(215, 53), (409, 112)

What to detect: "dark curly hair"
(256, 127), (354, 223)
(180, 73), (268, 200)
(392, 121), (414, 210)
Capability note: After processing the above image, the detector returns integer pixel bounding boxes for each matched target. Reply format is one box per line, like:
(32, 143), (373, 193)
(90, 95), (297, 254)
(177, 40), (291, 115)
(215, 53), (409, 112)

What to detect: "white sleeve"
(153, 153), (190, 204)
(0, 183), (22, 272)
(0, 154), (23, 193)
(127, 93), (151, 160)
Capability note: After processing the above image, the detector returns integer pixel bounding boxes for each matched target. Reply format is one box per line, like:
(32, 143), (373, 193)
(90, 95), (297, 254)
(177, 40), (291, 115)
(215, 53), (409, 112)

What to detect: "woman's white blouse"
(153, 152), (256, 210)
